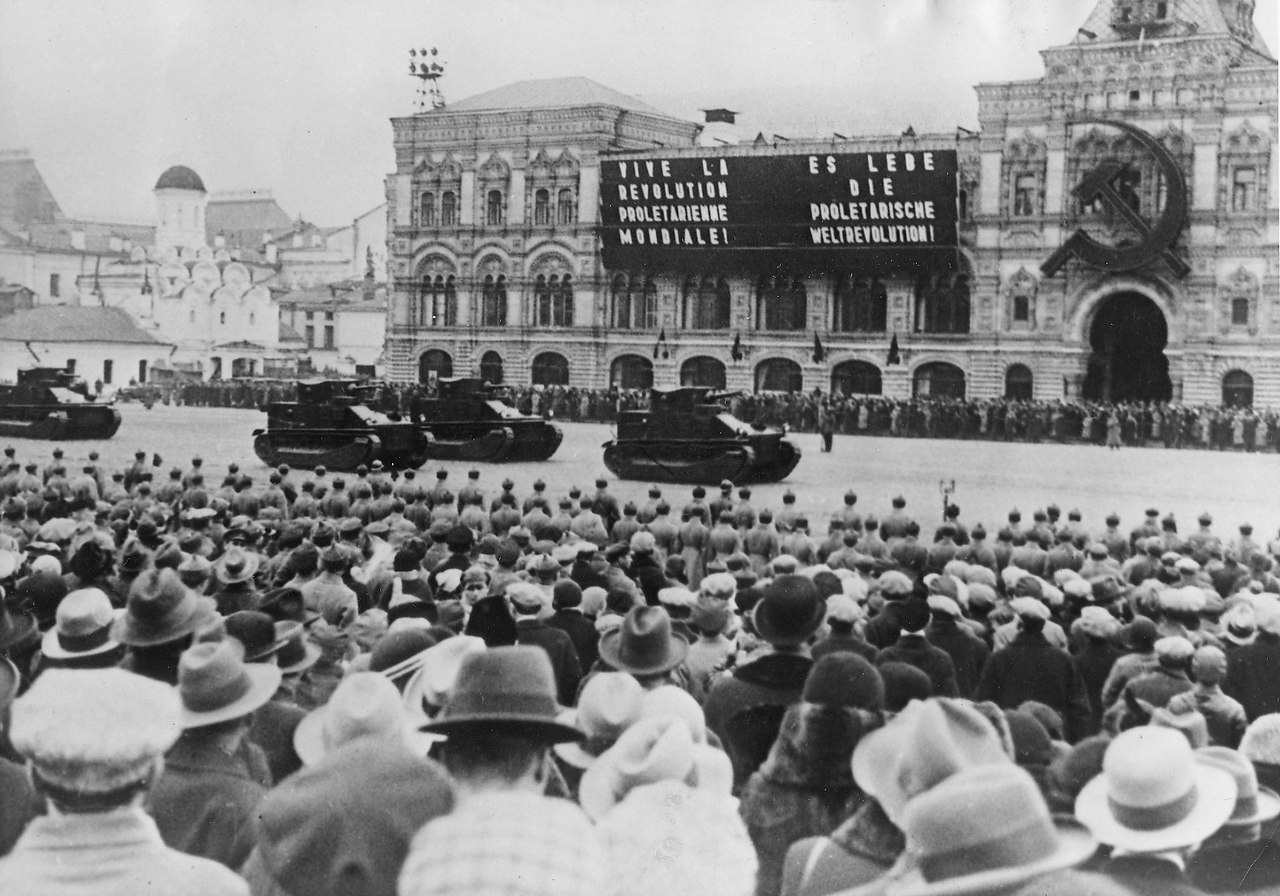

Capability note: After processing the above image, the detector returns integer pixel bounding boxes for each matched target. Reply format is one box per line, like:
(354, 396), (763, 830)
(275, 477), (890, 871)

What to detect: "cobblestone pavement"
(11, 403), (1279, 537)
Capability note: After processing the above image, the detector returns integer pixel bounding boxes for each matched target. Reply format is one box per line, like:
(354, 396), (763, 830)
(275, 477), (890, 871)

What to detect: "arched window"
(1231, 296), (1250, 326)
(481, 274), (507, 327)
(480, 350), (504, 385)
(611, 354), (654, 390)
(754, 358), (803, 392)
(915, 273), (971, 334)
(682, 276), (731, 329)
(535, 274), (573, 327)
(557, 188), (576, 224)
(440, 191), (457, 227)
(416, 273), (457, 326)
(680, 357), (727, 389)
(486, 190), (505, 226)
(833, 276), (887, 332)
(610, 274), (656, 329)
(757, 275), (806, 331)
(418, 349), (453, 384)
(1004, 364), (1034, 400)
(611, 274), (633, 329)
(913, 362), (966, 399)
(831, 361), (882, 395)
(531, 352), (569, 386)
(534, 189), (551, 226)
(419, 192), (436, 227)
(1222, 370), (1254, 407)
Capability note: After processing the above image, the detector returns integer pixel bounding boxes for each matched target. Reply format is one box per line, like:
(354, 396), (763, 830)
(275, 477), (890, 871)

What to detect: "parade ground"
(21, 402), (1280, 538)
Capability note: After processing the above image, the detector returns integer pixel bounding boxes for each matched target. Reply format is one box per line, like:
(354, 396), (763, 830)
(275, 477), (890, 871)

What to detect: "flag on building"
(812, 332), (825, 363)
(731, 332), (744, 361)
(888, 333), (901, 365)
(653, 327), (668, 360)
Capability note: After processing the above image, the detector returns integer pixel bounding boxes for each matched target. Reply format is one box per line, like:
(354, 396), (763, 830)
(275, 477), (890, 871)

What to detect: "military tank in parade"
(252, 379), (431, 471)
(410, 376), (563, 463)
(0, 368), (122, 440)
(602, 386), (801, 484)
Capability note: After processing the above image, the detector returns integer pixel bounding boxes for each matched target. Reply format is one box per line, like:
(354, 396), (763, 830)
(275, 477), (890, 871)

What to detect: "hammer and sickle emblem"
(1042, 120), (1190, 278)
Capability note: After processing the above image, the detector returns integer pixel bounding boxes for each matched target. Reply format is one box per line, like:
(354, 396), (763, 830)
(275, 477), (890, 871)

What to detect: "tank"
(0, 368), (122, 440)
(410, 376), (563, 462)
(253, 379), (432, 471)
(602, 386), (801, 484)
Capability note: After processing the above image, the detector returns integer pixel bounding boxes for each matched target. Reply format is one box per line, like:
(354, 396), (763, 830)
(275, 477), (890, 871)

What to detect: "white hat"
(10, 668), (180, 794)
(927, 595), (963, 618)
(401, 635), (487, 726)
(554, 672), (644, 769)
(42, 588), (122, 660)
(294, 671), (436, 765)
(1075, 727), (1237, 853)
(1009, 597), (1049, 621)
(658, 587), (697, 609)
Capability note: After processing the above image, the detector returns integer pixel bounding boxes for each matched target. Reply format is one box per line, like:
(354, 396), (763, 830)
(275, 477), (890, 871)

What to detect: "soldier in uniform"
(637, 486), (663, 525)
(646, 501), (679, 564)
(744, 509), (780, 575)
(708, 480), (735, 525)
(676, 506), (709, 586)
(775, 490), (801, 534)
(522, 478), (549, 515)
(779, 517), (817, 566)
(880, 495), (913, 543)
(428, 469), (451, 508)
(958, 525), (997, 572)
(1185, 513), (1222, 567)
(611, 502), (642, 545)
(833, 490), (861, 533)
(856, 515), (891, 562)
(181, 456), (204, 490)
(732, 487), (756, 531)
(490, 478), (517, 514)
(457, 470), (484, 513)
(591, 478), (621, 533)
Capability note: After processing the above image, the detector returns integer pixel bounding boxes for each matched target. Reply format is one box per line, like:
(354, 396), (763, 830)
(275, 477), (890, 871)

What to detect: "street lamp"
(939, 478), (956, 519)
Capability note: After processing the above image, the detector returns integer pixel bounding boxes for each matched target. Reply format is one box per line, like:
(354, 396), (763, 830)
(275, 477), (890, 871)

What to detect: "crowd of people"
(112, 379), (1277, 453)
(1, 445), (1280, 895)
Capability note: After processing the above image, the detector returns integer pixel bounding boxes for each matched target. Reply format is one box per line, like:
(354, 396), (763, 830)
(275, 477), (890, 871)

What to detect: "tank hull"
(602, 435), (801, 484)
(419, 419), (563, 463)
(0, 405), (122, 440)
(252, 426), (431, 472)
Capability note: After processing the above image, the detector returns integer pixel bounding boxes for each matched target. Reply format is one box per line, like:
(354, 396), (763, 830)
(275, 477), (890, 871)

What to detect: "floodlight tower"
(408, 48), (446, 111)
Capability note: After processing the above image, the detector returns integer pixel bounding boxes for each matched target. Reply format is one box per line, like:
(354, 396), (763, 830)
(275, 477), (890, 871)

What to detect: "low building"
(277, 278), (388, 377)
(0, 305), (172, 388)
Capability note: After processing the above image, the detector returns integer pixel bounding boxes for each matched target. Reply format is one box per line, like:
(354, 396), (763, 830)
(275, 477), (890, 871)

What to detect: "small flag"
(653, 327), (667, 360)
(888, 333), (901, 366)
(812, 332), (825, 363)
(731, 332), (744, 362)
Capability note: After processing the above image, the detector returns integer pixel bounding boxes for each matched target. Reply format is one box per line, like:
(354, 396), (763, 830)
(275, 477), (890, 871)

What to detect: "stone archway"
(1082, 292), (1171, 402)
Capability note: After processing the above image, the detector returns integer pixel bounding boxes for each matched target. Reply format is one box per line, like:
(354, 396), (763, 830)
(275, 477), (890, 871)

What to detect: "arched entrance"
(755, 358), (803, 392)
(831, 360), (882, 395)
(1083, 293), (1171, 402)
(1223, 370), (1254, 407)
(913, 362), (966, 399)
(531, 351), (569, 386)
(610, 354), (654, 390)
(1005, 364), (1033, 401)
(479, 350), (504, 385)
(418, 349), (453, 385)
(680, 356), (726, 389)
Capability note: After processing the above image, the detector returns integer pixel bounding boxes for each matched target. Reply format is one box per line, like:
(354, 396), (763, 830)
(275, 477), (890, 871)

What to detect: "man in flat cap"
(0, 668), (249, 895)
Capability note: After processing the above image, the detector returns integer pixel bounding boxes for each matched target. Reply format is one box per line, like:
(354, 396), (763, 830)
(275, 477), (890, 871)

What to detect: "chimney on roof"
(697, 108), (740, 148)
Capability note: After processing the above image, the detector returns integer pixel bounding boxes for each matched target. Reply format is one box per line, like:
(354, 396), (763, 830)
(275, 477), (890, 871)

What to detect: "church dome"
(154, 165), (206, 193)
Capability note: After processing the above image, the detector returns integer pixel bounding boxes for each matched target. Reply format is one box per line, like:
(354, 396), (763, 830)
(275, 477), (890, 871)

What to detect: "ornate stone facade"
(385, 3), (1278, 407)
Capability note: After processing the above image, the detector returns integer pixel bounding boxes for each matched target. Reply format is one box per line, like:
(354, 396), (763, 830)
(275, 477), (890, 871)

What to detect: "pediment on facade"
(477, 152), (511, 181)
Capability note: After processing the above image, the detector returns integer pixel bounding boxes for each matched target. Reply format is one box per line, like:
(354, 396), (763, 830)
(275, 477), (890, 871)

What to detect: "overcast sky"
(1, 0), (1274, 226)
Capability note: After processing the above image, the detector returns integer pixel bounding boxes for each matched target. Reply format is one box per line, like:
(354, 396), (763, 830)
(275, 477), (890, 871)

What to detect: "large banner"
(600, 150), (959, 273)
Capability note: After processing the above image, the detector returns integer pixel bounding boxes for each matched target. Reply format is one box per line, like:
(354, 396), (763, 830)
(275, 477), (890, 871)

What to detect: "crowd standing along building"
(384, 0), (1278, 408)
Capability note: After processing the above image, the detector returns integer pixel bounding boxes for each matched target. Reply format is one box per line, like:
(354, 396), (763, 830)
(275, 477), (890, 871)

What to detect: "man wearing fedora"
(211, 545), (262, 616)
(0, 667), (249, 895)
(113, 568), (219, 685)
(1076, 727), (1239, 896)
(31, 587), (125, 677)
(703, 575), (825, 784)
(400, 646), (608, 896)
(150, 639), (281, 869)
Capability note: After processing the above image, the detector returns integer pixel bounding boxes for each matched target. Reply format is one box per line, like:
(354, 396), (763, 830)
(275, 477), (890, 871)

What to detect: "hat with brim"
(420, 645), (582, 743)
(293, 672), (441, 766)
(1075, 727), (1238, 853)
(177, 639), (283, 729)
(885, 765), (1097, 896)
(0, 656), (18, 712)
(214, 546), (260, 585)
(276, 627), (321, 675)
(1195, 746), (1280, 829)
(753, 574), (825, 647)
(554, 671), (645, 769)
(597, 606), (689, 677)
(0, 604), (38, 653)
(41, 588), (124, 660)
(113, 569), (217, 648)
